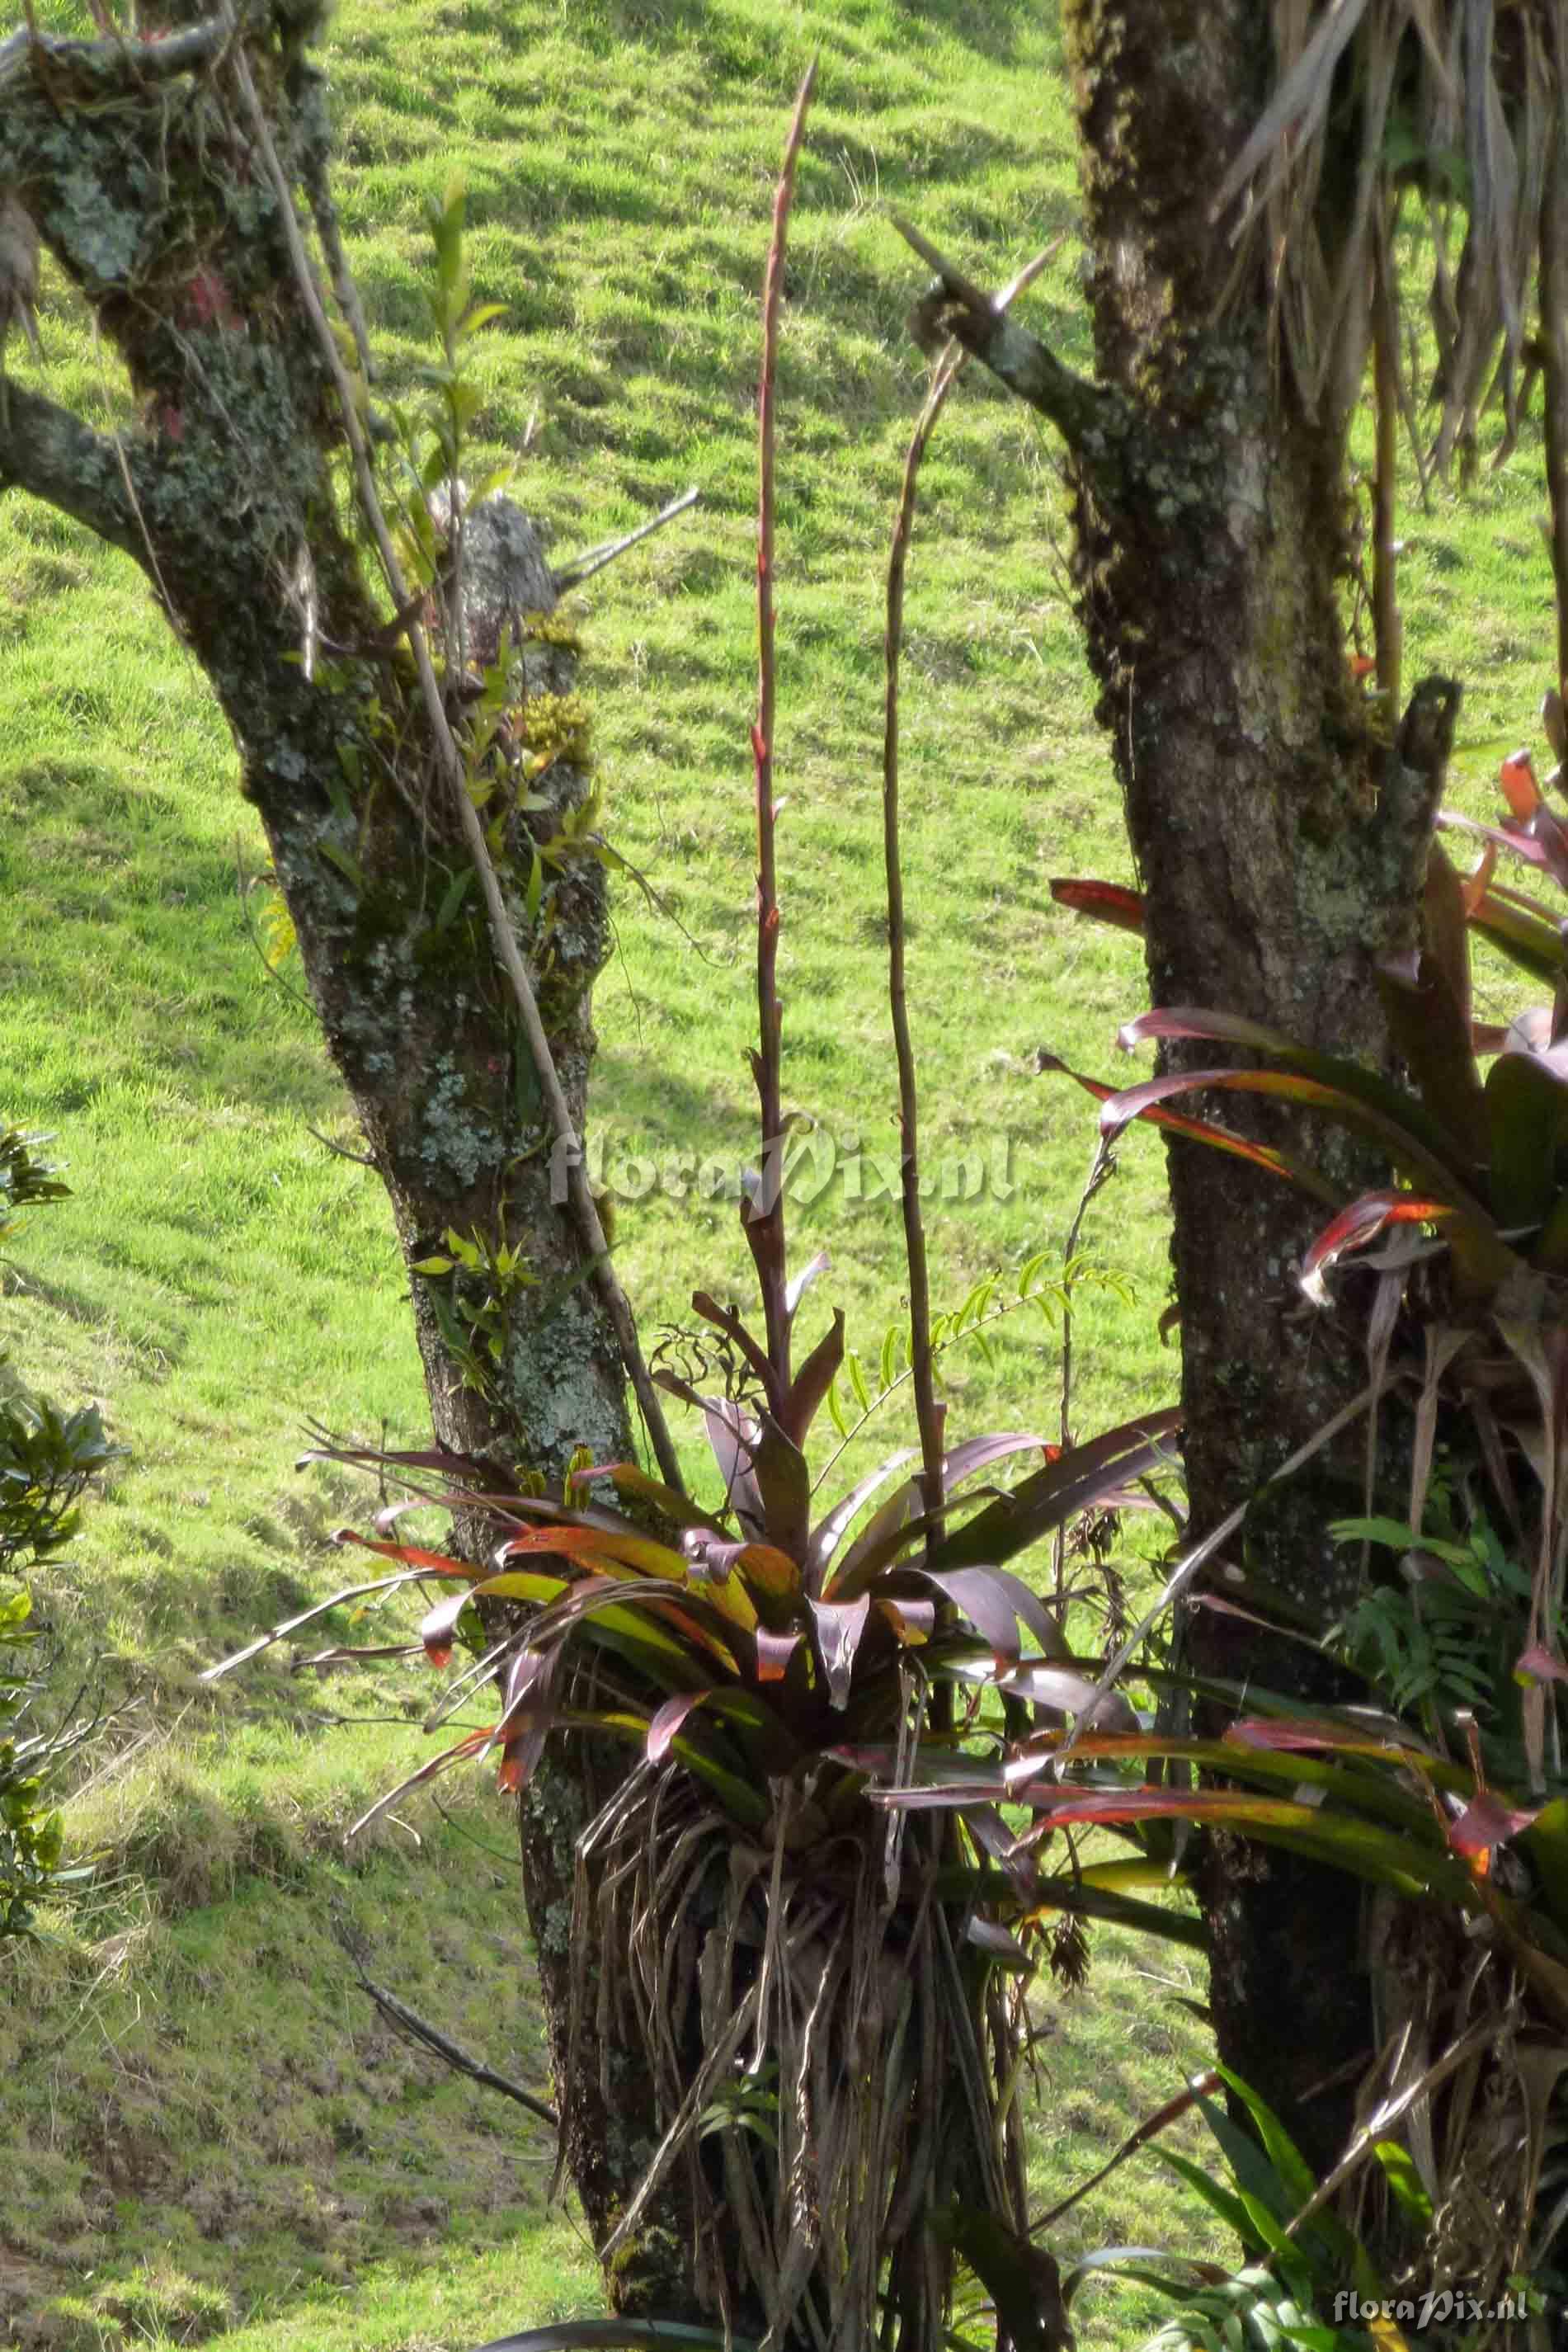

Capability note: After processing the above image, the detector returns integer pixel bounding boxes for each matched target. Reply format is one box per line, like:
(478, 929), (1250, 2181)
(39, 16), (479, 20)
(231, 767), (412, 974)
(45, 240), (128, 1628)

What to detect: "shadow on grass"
(2, 756), (349, 1127)
(593, 1047), (758, 1155)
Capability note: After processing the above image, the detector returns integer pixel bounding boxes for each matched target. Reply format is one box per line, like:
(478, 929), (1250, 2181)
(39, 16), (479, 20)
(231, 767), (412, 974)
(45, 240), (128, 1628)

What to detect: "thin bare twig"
(333, 1911), (558, 2130)
(882, 239), (1062, 1553)
(305, 1124), (376, 1170)
(552, 484), (700, 592)
(884, 345), (961, 1553)
(225, 28), (685, 1494)
(746, 58), (816, 1390)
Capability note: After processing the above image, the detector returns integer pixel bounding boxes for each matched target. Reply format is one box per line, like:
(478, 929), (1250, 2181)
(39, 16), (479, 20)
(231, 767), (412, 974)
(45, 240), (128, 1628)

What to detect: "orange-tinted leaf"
(1299, 1190), (1455, 1307)
(1037, 1051), (1338, 1203)
(332, 1529), (473, 1577)
(420, 1590), (470, 1666)
(1101, 1063), (1485, 1214)
(1500, 749), (1541, 818)
(874, 1595), (935, 1644)
(756, 1628), (802, 1681)
(497, 1523), (687, 1578)
(1114, 1007), (1486, 1187)
(1050, 877), (1147, 935)
(1459, 843), (1498, 915)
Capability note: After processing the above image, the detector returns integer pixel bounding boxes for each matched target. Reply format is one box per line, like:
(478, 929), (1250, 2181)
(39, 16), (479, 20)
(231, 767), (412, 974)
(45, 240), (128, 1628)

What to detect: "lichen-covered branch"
(0, 382), (151, 566)
(0, 12), (227, 92)
(228, 35), (684, 1492)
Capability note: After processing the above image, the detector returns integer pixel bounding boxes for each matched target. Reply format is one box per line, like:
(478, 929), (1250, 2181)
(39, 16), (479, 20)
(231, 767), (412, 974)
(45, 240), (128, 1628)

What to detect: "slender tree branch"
(0, 12), (229, 90)
(552, 484), (700, 592)
(885, 351), (956, 1548)
(333, 1911), (558, 2131)
(0, 381), (153, 570)
(745, 58), (815, 1391)
(892, 213), (1123, 463)
(227, 31), (687, 1496)
(882, 241), (1060, 1559)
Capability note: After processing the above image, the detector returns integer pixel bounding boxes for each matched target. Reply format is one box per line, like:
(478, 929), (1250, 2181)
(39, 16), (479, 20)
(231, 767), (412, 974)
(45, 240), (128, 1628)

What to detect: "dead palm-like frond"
(1217, 0), (1566, 484)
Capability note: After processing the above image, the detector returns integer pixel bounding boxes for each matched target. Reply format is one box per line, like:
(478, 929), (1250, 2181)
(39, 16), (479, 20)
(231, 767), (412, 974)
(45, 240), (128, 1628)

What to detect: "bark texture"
(0, 3), (687, 2310)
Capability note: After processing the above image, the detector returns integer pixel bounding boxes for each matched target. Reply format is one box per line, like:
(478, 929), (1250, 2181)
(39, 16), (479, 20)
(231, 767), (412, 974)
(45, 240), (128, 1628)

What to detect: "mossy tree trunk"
(916, 0), (1464, 2171)
(0, 2), (691, 2312)
(1053, 3), (1467, 2168)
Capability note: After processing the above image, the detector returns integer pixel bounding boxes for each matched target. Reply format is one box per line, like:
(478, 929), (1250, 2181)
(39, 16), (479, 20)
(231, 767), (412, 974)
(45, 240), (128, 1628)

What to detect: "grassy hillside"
(0, 0), (1557, 2345)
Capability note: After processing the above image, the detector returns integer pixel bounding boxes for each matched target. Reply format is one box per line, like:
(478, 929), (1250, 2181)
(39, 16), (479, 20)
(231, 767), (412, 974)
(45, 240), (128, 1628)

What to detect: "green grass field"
(1, 0), (1559, 2345)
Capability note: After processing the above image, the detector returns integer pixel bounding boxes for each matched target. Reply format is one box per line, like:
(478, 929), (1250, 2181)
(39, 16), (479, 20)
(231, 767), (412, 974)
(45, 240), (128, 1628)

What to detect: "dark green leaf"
(1485, 1049), (1568, 1230)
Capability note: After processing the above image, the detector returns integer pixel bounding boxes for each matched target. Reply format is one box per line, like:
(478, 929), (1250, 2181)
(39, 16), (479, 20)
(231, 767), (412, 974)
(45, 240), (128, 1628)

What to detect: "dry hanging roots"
(572, 1766), (1028, 2351)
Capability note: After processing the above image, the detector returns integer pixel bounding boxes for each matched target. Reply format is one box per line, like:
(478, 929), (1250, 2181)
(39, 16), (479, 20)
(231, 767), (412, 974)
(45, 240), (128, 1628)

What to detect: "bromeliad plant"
(220, 1342), (1180, 2345)
(208, 1263), (1183, 2350)
(948, 2066), (1414, 2352)
(857, 1602), (1568, 2339)
(1025, 697), (1568, 2335)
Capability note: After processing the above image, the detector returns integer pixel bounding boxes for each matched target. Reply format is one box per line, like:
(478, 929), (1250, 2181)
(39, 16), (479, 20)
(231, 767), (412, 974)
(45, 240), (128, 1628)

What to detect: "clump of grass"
(42, 2263), (233, 2350)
